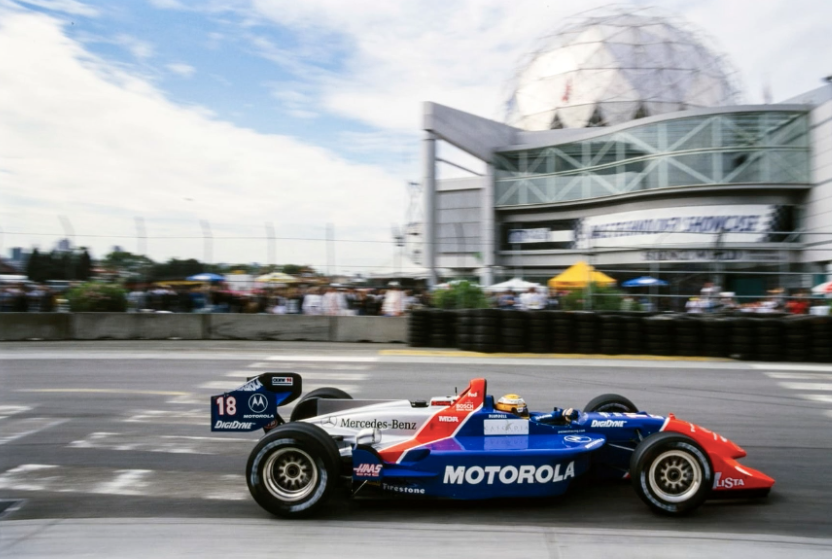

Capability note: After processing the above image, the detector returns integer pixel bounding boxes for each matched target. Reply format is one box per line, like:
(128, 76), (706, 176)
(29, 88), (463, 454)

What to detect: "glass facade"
(494, 111), (810, 207)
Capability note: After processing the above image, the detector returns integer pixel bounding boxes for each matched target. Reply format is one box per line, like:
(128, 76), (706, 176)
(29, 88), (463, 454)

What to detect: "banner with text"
(575, 205), (789, 249)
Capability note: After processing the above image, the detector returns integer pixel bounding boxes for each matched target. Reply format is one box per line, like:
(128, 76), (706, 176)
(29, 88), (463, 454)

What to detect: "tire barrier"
(428, 309), (456, 348)
(550, 311), (574, 353)
(499, 310), (529, 353)
(407, 309), (430, 347)
(406, 310), (832, 363)
(644, 315), (675, 356)
(528, 311), (552, 353)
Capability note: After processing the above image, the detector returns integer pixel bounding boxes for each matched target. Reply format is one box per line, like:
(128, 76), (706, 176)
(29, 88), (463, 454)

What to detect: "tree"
(26, 249), (43, 282)
(78, 249), (93, 281)
(102, 251), (155, 277)
(281, 264), (303, 275)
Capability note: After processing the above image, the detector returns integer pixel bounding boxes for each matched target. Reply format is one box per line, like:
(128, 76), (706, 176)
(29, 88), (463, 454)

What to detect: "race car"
(210, 372), (774, 518)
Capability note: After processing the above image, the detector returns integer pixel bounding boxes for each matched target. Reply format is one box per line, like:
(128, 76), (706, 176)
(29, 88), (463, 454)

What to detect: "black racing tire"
(246, 422), (341, 518)
(630, 432), (713, 516)
(584, 393), (638, 413)
(290, 387), (353, 422)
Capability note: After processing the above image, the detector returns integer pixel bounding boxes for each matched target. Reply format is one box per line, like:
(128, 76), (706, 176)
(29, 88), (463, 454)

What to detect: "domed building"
(505, 6), (741, 130)
(419, 5), (832, 308)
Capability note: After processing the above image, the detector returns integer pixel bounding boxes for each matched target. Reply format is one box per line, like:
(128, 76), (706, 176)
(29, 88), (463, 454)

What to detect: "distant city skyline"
(1, 0), (830, 273)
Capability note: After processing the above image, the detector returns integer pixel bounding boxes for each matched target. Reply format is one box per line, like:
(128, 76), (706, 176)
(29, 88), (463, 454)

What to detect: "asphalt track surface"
(2, 341), (832, 558)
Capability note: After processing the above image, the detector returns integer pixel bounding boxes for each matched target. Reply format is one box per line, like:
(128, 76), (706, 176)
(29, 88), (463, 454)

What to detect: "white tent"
(486, 277), (543, 292)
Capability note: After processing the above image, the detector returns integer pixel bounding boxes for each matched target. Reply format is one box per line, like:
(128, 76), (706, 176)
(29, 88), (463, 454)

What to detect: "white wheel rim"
(263, 447), (318, 502)
(648, 449), (702, 503)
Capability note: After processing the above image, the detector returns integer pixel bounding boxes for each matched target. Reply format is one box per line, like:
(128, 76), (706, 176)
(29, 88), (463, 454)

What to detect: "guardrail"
(0, 314), (407, 343)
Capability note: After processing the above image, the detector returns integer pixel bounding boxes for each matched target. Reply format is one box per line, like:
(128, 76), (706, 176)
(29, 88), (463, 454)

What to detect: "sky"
(1, 0), (830, 274)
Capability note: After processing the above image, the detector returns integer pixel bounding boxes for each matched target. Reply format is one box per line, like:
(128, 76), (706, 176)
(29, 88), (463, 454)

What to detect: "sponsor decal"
(586, 439), (604, 449)
(714, 472), (745, 489)
(564, 435), (593, 444)
(431, 399), (454, 406)
(338, 418), (417, 431)
(468, 392), (478, 398)
(382, 483), (425, 495)
(248, 393), (268, 413)
(443, 462), (575, 485)
(354, 463), (383, 478)
(484, 419), (530, 436)
(214, 420), (254, 429)
(243, 414), (273, 419)
(591, 420), (626, 428)
(236, 379), (263, 392)
(558, 429), (586, 434)
(321, 416), (338, 427)
(439, 416), (459, 423)
(488, 414), (509, 419)
(271, 376), (294, 386)
(455, 402), (475, 412)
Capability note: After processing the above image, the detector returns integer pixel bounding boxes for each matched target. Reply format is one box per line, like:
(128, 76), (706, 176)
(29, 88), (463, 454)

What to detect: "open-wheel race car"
(211, 373), (774, 518)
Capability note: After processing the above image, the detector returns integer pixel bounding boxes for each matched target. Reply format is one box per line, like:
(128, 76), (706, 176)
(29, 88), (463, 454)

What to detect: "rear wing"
(211, 372), (302, 432)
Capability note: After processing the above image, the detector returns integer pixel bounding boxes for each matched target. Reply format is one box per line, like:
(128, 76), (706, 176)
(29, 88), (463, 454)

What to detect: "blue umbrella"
(187, 273), (225, 282)
(622, 276), (668, 287)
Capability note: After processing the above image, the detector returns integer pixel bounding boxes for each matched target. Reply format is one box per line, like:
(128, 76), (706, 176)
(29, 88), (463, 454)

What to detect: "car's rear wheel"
(630, 432), (712, 516)
(584, 393), (638, 413)
(246, 423), (341, 518)
(290, 387), (353, 422)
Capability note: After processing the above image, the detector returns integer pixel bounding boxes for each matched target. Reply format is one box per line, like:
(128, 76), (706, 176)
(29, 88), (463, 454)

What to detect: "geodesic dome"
(506, 6), (742, 130)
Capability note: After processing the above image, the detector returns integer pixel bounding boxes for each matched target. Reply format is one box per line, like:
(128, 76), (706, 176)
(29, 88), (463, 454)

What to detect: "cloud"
(0, 9), (402, 268)
(166, 62), (196, 77)
(115, 33), (154, 60)
(13, 0), (97, 17)
(242, 0), (832, 129)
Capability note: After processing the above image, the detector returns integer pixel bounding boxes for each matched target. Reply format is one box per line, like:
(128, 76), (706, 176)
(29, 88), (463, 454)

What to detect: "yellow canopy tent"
(548, 261), (616, 289)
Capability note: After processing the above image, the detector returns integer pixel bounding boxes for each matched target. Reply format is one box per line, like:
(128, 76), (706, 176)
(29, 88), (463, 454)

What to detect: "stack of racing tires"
(470, 309), (500, 353)
(500, 310), (528, 353)
(551, 311), (574, 353)
(809, 316), (832, 362)
(621, 312), (645, 355)
(428, 309), (456, 348)
(599, 314), (624, 355)
(407, 309), (430, 347)
(644, 315), (675, 356)
(673, 316), (702, 357)
(456, 310), (474, 352)
(756, 318), (785, 362)
(784, 315), (812, 362)
(728, 317), (758, 360)
(572, 312), (599, 354)
(527, 311), (552, 353)
(699, 316), (731, 358)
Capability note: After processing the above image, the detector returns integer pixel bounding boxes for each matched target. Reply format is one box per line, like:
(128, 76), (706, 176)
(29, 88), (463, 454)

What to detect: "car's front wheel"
(246, 422), (341, 518)
(584, 393), (638, 413)
(630, 432), (712, 516)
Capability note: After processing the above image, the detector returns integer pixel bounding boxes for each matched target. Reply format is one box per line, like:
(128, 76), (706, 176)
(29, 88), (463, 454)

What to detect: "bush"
(67, 283), (128, 312)
(561, 283), (630, 311)
(432, 281), (489, 309)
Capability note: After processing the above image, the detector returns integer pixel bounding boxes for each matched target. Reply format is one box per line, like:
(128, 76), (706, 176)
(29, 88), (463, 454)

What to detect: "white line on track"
(0, 464), (248, 500)
(68, 432), (254, 455)
(0, 405), (32, 420)
(801, 394), (832, 404)
(0, 418), (68, 446)
(265, 355), (378, 362)
(752, 363), (832, 372)
(124, 410), (205, 425)
(777, 382), (832, 391)
(765, 372), (832, 380)
(247, 362), (371, 370)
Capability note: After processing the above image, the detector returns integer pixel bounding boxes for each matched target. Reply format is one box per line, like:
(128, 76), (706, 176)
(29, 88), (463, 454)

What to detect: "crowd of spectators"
(124, 282), (427, 316)
(0, 283), (58, 312)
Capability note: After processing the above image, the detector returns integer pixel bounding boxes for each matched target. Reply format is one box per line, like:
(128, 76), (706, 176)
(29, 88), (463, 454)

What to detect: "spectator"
(382, 282), (405, 316)
(786, 292), (810, 314)
(127, 286), (146, 313)
(302, 287), (323, 315)
(497, 290), (516, 309)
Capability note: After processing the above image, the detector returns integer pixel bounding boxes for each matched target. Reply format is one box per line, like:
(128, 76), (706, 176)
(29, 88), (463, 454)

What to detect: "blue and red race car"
(211, 373), (774, 518)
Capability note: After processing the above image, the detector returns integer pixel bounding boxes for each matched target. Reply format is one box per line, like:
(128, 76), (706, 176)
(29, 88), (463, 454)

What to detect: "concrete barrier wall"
(0, 313), (72, 341)
(208, 315), (331, 341)
(0, 314), (407, 342)
(333, 316), (408, 343)
(72, 313), (206, 340)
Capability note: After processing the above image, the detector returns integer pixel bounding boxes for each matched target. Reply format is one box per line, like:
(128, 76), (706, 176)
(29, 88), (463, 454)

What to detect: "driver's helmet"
(495, 394), (529, 417)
